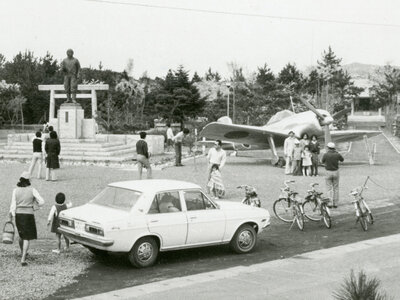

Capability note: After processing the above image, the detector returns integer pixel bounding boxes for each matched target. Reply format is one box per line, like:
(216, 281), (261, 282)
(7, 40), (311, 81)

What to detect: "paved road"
(49, 203), (400, 299)
(79, 234), (400, 300)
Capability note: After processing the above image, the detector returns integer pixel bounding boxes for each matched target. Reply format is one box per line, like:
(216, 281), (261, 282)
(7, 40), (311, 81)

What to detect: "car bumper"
(58, 227), (114, 247)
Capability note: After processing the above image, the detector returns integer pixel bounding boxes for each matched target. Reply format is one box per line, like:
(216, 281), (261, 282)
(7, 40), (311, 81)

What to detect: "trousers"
(325, 170), (340, 205)
(175, 142), (182, 165)
(285, 156), (294, 174)
(28, 152), (43, 179)
(137, 154), (152, 179)
(64, 75), (78, 100)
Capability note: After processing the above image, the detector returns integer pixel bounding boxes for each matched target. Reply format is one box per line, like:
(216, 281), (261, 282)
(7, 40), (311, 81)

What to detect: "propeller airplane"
(199, 97), (381, 165)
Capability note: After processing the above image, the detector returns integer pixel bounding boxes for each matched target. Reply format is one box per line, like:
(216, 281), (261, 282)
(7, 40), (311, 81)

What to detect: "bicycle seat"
(317, 192), (323, 196)
(291, 192), (299, 196)
(321, 198), (330, 203)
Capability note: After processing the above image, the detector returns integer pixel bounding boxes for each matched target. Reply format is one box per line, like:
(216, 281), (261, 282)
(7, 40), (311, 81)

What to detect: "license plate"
(75, 221), (85, 232)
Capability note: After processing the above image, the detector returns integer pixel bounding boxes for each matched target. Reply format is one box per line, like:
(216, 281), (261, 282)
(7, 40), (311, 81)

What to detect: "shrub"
(333, 270), (391, 300)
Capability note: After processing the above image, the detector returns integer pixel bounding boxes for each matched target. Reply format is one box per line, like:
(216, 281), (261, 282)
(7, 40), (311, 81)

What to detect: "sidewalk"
(77, 234), (400, 300)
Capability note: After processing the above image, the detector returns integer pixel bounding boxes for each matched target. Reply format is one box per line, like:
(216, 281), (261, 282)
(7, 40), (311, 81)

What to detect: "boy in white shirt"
(207, 140), (226, 180)
(166, 123), (174, 152)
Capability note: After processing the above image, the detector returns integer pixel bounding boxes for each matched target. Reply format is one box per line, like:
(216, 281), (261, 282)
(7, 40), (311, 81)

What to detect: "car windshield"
(90, 187), (142, 211)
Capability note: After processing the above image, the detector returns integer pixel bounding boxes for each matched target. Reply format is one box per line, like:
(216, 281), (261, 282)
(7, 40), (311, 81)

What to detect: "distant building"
(347, 77), (385, 130)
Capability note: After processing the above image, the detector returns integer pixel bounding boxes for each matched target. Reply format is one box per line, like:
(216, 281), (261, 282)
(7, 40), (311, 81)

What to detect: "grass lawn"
(0, 135), (399, 299)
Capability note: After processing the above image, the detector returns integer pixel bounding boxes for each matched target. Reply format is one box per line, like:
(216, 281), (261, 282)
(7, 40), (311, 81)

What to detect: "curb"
(74, 233), (400, 300)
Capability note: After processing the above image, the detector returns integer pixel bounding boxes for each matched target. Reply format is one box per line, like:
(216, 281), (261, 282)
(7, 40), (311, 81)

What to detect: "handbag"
(2, 221), (15, 244)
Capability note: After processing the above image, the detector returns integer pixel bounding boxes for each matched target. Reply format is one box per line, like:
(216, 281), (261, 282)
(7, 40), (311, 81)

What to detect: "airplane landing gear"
(273, 157), (285, 168)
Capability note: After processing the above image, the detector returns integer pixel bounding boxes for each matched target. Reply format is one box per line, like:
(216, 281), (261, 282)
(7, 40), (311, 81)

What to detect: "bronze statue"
(61, 49), (81, 103)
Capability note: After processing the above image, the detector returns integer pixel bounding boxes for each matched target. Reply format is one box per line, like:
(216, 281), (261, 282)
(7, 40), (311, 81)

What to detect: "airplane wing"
(197, 139), (237, 151)
(200, 122), (288, 148)
(330, 130), (381, 144)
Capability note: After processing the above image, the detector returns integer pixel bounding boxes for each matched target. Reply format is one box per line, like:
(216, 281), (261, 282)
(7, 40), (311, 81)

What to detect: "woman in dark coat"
(309, 135), (321, 176)
(45, 131), (61, 181)
(8, 171), (45, 266)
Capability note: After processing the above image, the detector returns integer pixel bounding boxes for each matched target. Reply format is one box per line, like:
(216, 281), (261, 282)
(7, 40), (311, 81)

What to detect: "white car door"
(183, 190), (225, 245)
(146, 191), (187, 248)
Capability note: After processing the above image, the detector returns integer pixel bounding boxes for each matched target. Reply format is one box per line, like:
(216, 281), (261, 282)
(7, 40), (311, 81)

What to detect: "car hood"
(60, 203), (129, 225)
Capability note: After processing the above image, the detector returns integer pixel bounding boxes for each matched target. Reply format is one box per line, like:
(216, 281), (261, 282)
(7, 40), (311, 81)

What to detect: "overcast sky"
(1, 0), (400, 78)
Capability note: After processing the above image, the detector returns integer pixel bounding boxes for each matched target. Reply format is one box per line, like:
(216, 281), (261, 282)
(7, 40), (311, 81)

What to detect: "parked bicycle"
(350, 176), (374, 231)
(302, 183), (332, 229)
(237, 185), (261, 207)
(273, 180), (305, 231)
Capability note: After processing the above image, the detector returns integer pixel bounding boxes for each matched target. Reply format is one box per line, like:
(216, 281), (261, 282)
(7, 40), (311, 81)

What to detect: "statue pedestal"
(58, 103), (84, 139)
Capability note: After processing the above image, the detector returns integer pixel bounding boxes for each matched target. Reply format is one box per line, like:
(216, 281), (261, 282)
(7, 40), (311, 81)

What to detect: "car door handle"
(149, 220), (159, 223)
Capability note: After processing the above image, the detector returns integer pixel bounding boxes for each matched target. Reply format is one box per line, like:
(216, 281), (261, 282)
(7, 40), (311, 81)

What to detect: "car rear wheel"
(230, 224), (257, 254)
(128, 237), (159, 268)
(86, 246), (108, 256)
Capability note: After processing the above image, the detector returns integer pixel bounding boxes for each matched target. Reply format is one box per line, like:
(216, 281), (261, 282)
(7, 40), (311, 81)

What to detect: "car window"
(91, 187), (142, 211)
(148, 191), (181, 214)
(184, 191), (216, 211)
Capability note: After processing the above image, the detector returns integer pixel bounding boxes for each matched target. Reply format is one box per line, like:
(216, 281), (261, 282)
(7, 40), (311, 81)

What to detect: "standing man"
(166, 123), (174, 152)
(61, 49), (81, 104)
(172, 128), (190, 166)
(136, 132), (152, 179)
(207, 140), (226, 180)
(321, 142), (344, 208)
(283, 131), (298, 175)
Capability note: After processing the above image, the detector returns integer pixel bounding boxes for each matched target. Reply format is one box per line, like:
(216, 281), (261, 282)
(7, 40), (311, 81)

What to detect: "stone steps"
(0, 153), (136, 164)
(0, 139), (137, 165)
(3, 143), (131, 152)
(7, 141), (126, 149)
(0, 148), (136, 157)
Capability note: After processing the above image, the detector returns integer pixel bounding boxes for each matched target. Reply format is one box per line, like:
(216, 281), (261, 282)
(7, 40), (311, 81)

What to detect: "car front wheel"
(128, 237), (159, 268)
(230, 224), (257, 254)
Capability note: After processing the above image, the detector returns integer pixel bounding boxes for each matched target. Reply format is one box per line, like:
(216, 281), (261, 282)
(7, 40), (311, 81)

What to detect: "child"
(291, 140), (302, 176)
(207, 164), (225, 199)
(301, 145), (312, 176)
(47, 193), (72, 253)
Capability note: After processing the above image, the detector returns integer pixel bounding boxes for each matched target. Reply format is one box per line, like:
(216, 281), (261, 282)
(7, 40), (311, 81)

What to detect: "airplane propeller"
(298, 97), (333, 143)
(332, 107), (352, 120)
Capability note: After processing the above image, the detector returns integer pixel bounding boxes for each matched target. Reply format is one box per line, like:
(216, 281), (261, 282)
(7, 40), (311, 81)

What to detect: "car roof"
(108, 179), (201, 193)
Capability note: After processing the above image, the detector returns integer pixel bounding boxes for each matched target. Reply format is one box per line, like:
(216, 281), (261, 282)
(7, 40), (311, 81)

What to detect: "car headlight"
(60, 218), (75, 228)
(85, 224), (104, 236)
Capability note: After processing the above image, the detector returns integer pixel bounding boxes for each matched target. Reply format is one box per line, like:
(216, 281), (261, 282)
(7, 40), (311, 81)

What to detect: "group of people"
(284, 130), (344, 208)
(284, 132), (321, 176)
(28, 123), (61, 181)
(7, 171), (72, 266)
(135, 124), (191, 179)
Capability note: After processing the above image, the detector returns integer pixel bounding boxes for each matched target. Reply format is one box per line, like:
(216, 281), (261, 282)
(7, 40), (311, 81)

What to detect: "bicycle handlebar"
(237, 185), (252, 189)
(310, 183), (319, 188)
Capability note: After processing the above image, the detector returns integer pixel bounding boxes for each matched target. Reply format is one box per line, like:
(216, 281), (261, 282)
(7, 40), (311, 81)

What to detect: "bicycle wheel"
(321, 205), (332, 229)
(357, 203), (368, 231)
(273, 198), (293, 223)
(302, 199), (320, 222)
(294, 205), (304, 231)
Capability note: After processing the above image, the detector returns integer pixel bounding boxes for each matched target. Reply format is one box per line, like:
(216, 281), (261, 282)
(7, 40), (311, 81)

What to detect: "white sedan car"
(59, 179), (270, 268)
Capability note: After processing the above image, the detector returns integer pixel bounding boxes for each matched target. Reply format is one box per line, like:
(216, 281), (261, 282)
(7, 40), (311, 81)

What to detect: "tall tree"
(205, 67), (221, 82)
(278, 63), (303, 91)
(153, 66), (206, 122)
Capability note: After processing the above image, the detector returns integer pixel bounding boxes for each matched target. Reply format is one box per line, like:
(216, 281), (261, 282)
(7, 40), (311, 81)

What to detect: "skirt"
(15, 213), (37, 240)
(46, 153), (60, 169)
(50, 216), (61, 234)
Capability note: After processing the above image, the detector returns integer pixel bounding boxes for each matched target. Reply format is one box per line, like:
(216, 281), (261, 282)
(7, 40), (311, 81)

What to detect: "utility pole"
(226, 82), (231, 118)
(232, 85), (236, 123)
